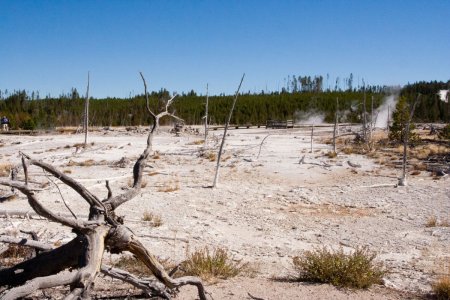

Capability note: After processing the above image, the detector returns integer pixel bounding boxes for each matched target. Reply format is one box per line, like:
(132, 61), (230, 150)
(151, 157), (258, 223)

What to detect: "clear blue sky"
(1, 0), (449, 98)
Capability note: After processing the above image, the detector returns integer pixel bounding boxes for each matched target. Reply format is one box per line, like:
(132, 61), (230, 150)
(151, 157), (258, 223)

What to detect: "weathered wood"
(204, 83), (209, 144)
(0, 235), (53, 251)
(399, 94), (420, 186)
(0, 73), (207, 300)
(213, 73), (245, 188)
(0, 236), (85, 287)
(84, 72), (90, 147)
(101, 265), (171, 299)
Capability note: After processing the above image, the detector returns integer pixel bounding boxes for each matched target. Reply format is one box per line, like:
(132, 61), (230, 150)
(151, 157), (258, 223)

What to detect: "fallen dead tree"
(0, 73), (207, 300)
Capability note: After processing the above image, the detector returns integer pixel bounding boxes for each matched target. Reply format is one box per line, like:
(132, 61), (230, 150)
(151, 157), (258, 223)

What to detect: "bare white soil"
(1, 126), (449, 299)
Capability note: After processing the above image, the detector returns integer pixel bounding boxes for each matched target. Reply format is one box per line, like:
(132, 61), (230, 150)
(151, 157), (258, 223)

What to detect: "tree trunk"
(213, 74), (245, 188)
(0, 72), (207, 300)
(399, 94), (420, 186)
(204, 83), (209, 144)
(84, 72), (90, 147)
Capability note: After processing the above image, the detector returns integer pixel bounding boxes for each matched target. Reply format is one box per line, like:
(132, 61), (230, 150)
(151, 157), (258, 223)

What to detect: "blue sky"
(1, 0), (449, 98)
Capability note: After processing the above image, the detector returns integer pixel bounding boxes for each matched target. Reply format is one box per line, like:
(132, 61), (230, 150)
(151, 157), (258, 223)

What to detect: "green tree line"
(0, 80), (447, 130)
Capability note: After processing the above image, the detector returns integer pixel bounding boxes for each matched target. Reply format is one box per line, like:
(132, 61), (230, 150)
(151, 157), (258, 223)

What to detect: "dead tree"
(362, 80), (368, 143)
(84, 72), (90, 148)
(204, 83), (209, 144)
(332, 97), (339, 154)
(398, 94), (420, 186)
(212, 74), (245, 188)
(310, 123), (314, 153)
(0, 73), (207, 300)
(387, 105), (390, 136)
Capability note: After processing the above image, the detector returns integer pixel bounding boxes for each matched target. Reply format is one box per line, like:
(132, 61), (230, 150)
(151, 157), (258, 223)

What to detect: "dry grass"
(441, 219), (450, 227)
(342, 147), (353, 155)
(292, 247), (385, 289)
(206, 152), (217, 162)
(67, 159), (95, 167)
(413, 163), (428, 171)
(412, 144), (450, 160)
(426, 215), (438, 227)
(426, 215), (450, 228)
(152, 151), (160, 159)
(157, 178), (179, 192)
(0, 244), (35, 267)
(179, 247), (248, 282)
(0, 163), (12, 177)
(141, 210), (163, 227)
(432, 275), (450, 300)
(188, 139), (205, 145)
(326, 151), (337, 158)
(113, 255), (174, 277)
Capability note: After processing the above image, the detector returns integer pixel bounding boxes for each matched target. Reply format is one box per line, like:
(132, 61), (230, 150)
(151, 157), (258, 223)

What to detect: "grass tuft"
(326, 151), (337, 158)
(0, 163), (12, 177)
(188, 139), (205, 145)
(342, 147), (353, 155)
(180, 247), (248, 282)
(426, 215), (438, 227)
(206, 152), (217, 161)
(432, 275), (450, 300)
(141, 210), (163, 227)
(66, 159), (96, 167)
(292, 246), (385, 289)
(157, 179), (179, 192)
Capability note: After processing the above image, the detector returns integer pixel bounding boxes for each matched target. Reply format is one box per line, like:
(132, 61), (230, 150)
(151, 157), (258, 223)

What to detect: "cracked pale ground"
(0, 126), (448, 299)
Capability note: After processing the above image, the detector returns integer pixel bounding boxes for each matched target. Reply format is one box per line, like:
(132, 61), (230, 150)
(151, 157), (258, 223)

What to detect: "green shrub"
(292, 246), (385, 289)
(180, 247), (247, 281)
(388, 96), (420, 145)
(21, 118), (36, 130)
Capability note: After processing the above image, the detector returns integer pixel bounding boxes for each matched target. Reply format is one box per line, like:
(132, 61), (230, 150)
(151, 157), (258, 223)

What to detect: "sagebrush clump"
(292, 247), (385, 289)
(180, 247), (247, 282)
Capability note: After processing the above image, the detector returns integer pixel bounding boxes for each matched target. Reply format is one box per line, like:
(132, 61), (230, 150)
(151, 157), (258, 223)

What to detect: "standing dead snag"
(212, 73), (245, 188)
(333, 97), (339, 154)
(204, 83), (209, 144)
(0, 73), (207, 300)
(398, 94), (420, 186)
(84, 72), (90, 148)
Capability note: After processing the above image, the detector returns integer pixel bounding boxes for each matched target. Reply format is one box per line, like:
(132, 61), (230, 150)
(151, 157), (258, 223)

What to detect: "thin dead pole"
(387, 105), (390, 136)
(212, 73), (245, 188)
(370, 95), (374, 143)
(399, 94), (420, 186)
(310, 123), (314, 153)
(333, 97), (339, 153)
(84, 72), (90, 147)
(204, 84), (209, 144)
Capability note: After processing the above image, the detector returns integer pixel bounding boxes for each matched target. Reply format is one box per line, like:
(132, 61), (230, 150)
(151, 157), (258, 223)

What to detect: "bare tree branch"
(106, 72), (183, 210)
(0, 179), (93, 230)
(0, 235), (53, 251)
(101, 265), (171, 299)
(20, 152), (104, 212)
(43, 169), (77, 220)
